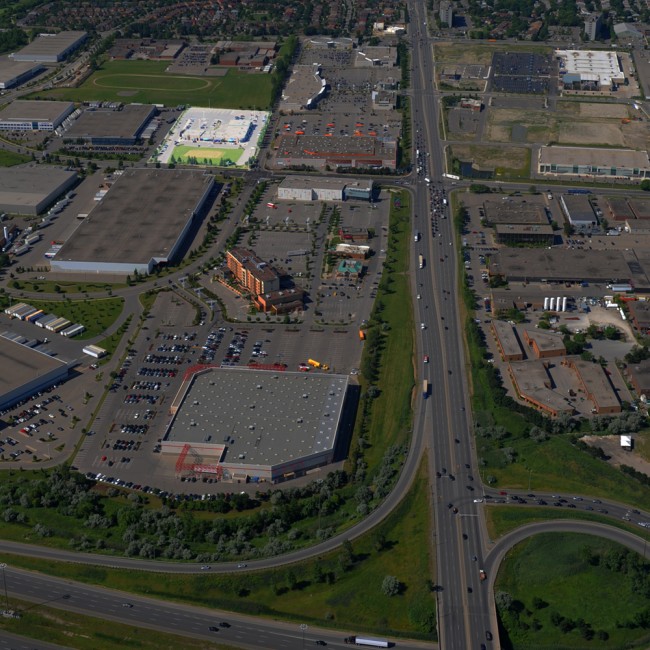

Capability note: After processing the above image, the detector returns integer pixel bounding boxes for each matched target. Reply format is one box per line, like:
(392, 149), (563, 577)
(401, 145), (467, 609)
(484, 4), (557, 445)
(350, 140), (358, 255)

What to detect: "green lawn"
(171, 145), (243, 166)
(30, 60), (273, 109)
(0, 598), (229, 650)
(496, 532), (650, 648)
(22, 296), (124, 340)
(486, 506), (650, 542)
(0, 149), (30, 167)
(12, 280), (123, 294)
(0, 461), (436, 641)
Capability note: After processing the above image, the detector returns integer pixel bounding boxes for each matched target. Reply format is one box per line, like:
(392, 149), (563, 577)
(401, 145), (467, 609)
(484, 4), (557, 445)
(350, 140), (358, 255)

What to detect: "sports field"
(30, 60), (273, 109)
(171, 145), (243, 166)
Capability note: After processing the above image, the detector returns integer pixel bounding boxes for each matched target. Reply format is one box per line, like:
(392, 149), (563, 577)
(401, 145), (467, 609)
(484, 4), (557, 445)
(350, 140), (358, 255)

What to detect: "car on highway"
(423, 355), (429, 363)
(122, 603), (133, 608)
(421, 322), (426, 330)
(219, 622), (231, 628)
(201, 565), (211, 570)
(209, 626), (219, 632)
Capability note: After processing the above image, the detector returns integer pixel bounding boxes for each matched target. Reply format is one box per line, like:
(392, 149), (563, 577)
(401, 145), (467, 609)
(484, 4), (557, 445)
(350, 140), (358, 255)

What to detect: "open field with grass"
(0, 598), (228, 650)
(30, 60), (273, 109)
(450, 144), (530, 179)
(0, 149), (30, 167)
(172, 145), (243, 166)
(496, 532), (650, 648)
(486, 108), (558, 144)
(0, 461), (435, 640)
(485, 506), (650, 542)
(24, 296), (124, 340)
(11, 280), (123, 294)
(434, 42), (550, 65)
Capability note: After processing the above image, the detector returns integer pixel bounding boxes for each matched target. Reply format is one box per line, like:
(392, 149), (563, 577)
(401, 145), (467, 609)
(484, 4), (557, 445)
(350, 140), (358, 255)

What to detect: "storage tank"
(549, 297), (555, 311)
(562, 297), (567, 312)
(543, 297), (549, 310)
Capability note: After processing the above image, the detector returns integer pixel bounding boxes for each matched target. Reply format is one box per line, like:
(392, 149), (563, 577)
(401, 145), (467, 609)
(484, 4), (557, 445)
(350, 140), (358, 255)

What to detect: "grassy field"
(485, 506), (650, 542)
(496, 532), (650, 649)
(0, 149), (30, 167)
(433, 42), (550, 65)
(0, 597), (229, 650)
(24, 296), (124, 340)
(11, 280), (123, 294)
(0, 461), (435, 641)
(450, 144), (530, 179)
(30, 60), (273, 109)
(172, 145), (243, 166)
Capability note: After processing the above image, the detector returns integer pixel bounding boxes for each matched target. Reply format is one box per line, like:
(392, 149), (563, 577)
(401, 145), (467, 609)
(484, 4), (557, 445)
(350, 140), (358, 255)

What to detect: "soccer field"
(30, 60), (273, 109)
(171, 145), (243, 166)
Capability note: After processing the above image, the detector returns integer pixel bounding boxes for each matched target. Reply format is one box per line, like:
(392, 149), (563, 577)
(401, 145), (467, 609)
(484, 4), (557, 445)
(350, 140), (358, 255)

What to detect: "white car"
(417, 294), (421, 300)
(421, 323), (426, 330)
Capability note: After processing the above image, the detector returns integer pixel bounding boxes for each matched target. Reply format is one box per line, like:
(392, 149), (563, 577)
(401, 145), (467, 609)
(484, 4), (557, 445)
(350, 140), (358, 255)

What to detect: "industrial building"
(539, 146), (650, 180)
(491, 320), (524, 361)
(523, 329), (566, 359)
(10, 31), (87, 63)
(567, 358), (621, 414)
(0, 167), (78, 216)
(226, 247), (280, 295)
(273, 134), (397, 171)
(280, 64), (327, 112)
(0, 100), (74, 132)
(489, 248), (635, 284)
(65, 104), (157, 145)
(495, 224), (554, 245)
(626, 360), (650, 398)
(163, 367), (350, 482)
(508, 361), (575, 418)
(560, 194), (598, 231)
(556, 49), (624, 90)
(277, 177), (373, 202)
(0, 58), (45, 89)
(482, 200), (548, 225)
(0, 336), (71, 410)
(49, 169), (214, 276)
(627, 301), (650, 333)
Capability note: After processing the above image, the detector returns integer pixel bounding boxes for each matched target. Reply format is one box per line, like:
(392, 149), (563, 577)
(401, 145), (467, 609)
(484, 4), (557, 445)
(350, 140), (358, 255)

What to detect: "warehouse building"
(0, 336), (71, 410)
(568, 358), (621, 414)
(626, 360), (650, 398)
(280, 64), (327, 112)
(277, 177), (373, 202)
(556, 49), (624, 90)
(226, 247), (280, 295)
(10, 31), (87, 63)
(163, 367), (351, 482)
(523, 329), (566, 359)
(0, 100), (74, 132)
(65, 104), (156, 145)
(538, 147), (650, 179)
(627, 301), (650, 334)
(49, 169), (214, 276)
(273, 134), (397, 171)
(560, 194), (598, 231)
(508, 361), (574, 417)
(495, 224), (554, 245)
(0, 59), (45, 89)
(492, 320), (524, 361)
(0, 167), (78, 216)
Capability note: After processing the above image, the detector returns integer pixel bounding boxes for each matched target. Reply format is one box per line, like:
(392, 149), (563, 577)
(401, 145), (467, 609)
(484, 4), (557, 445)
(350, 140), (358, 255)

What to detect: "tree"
(641, 179), (650, 192)
(382, 575), (401, 596)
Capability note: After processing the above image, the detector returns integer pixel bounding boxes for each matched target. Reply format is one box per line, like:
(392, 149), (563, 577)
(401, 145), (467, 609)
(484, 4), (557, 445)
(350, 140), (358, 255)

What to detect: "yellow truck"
(308, 358), (330, 370)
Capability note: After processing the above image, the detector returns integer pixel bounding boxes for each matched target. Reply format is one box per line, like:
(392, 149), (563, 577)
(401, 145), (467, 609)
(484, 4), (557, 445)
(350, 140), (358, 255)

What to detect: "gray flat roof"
(279, 176), (372, 192)
(539, 146), (650, 170)
(66, 104), (155, 139)
(277, 134), (396, 158)
(54, 169), (212, 265)
(524, 329), (565, 353)
(561, 194), (596, 221)
(0, 58), (44, 83)
(166, 368), (348, 468)
(484, 200), (548, 225)
(492, 320), (523, 358)
(0, 100), (74, 123)
(0, 336), (67, 395)
(12, 31), (86, 58)
(495, 224), (554, 235)
(571, 358), (620, 410)
(490, 248), (636, 283)
(0, 166), (78, 211)
(509, 360), (574, 414)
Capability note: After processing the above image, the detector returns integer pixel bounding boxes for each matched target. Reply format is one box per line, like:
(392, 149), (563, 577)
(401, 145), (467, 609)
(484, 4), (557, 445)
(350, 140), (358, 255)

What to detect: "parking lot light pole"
(300, 623), (308, 649)
(0, 563), (8, 611)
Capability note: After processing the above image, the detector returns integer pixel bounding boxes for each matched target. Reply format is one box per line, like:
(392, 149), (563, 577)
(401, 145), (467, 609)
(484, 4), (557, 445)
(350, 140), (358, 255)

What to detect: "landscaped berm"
(30, 60), (273, 109)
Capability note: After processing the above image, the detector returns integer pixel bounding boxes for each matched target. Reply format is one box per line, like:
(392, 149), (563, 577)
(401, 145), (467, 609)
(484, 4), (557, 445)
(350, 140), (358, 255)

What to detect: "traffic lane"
(0, 630), (69, 650)
(3, 566), (437, 650)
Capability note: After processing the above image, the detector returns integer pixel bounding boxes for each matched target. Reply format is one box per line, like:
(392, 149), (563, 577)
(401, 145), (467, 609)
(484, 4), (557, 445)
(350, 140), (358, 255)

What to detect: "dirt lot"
(579, 102), (629, 118)
(581, 434), (650, 477)
(434, 42), (550, 65)
(486, 107), (557, 144)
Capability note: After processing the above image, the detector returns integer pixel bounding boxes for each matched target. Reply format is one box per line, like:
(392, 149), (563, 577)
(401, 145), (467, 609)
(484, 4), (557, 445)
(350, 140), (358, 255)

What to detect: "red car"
(423, 355), (430, 363)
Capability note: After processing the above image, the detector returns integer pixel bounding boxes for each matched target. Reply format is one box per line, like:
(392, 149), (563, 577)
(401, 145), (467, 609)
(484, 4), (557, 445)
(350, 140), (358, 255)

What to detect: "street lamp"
(300, 623), (308, 649)
(0, 563), (8, 612)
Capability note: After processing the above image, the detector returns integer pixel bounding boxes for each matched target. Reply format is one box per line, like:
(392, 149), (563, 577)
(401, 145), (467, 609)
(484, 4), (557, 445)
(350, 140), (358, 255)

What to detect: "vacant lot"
(0, 150), (30, 167)
(486, 108), (557, 144)
(450, 144), (530, 178)
(30, 60), (273, 109)
(434, 42), (550, 65)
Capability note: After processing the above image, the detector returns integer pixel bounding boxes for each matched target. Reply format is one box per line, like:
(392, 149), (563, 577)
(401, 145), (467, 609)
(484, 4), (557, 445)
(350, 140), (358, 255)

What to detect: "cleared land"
(486, 107), (557, 144)
(496, 533), (650, 648)
(434, 42), (549, 65)
(450, 144), (530, 178)
(30, 60), (273, 109)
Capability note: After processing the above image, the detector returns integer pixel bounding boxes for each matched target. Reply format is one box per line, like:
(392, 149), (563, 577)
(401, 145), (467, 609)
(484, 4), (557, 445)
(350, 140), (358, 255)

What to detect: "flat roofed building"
(50, 169), (214, 276)
(492, 320), (524, 361)
(628, 199), (650, 220)
(65, 104), (156, 145)
(0, 166), (77, 216)
(627, 301), (650, 333)
(523, 329), (566, 358)
(495, 223), (554, 245)
(0, 100), (74, 131)
(556, 49), (624, 88)
(626, 360), (650, 398)
(354, 46), (397, 67)
(440, 0), (454, 26)
(606, 197), (635, 221)
(255, 288), (305, 314)
(489, 248), (634, 283)
(539, 146), (650, 179)
(163, 367), (350, 481)
(11, 31), (87, 63)
(568, 358), (621, 413)
(483, 201), (548, 225)
(226, 247), (280, 295)
(280, 64), (326, 112)
(560, 194), (598, 229)
(277, 177), (373, 202)
(0, 58), (44, 89)
(0, 336), (71, 410)
(508, 361), (574, 417)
